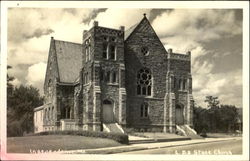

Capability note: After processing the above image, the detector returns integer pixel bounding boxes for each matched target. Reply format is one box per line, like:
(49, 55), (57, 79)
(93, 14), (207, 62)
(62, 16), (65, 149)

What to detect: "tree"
(7, 66), (44, 137)
(204, 96), (220, 108)
(7, 65), (14, 94)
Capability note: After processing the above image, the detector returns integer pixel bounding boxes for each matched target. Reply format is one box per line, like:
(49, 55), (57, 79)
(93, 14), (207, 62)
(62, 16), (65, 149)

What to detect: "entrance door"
(175, 104), (184, 125)
(102, 100), (114, 123)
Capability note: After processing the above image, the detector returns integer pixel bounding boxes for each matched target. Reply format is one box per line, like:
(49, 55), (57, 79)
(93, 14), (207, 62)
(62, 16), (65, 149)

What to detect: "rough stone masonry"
(34, 14), (194, 134)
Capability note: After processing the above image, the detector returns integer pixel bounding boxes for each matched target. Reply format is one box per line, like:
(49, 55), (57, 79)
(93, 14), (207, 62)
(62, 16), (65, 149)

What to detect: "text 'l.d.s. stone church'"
(34, 14), (195, 134)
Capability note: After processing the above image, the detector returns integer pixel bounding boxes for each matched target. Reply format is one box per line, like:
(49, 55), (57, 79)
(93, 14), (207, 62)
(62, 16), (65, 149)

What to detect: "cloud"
(26, 62), (47, 93)
(193, 69), (242, 107)
(92, 8), (151, 29)
(152, 9), (241, 41)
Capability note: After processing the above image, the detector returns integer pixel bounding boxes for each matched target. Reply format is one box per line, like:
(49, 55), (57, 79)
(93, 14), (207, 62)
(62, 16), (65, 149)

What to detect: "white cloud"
(26, 62), (47, 93)
(11, 78), (21, 87)
(193, 69), (242, 107)
(152, 9), (241, 41)
(93, 8), (151, 30)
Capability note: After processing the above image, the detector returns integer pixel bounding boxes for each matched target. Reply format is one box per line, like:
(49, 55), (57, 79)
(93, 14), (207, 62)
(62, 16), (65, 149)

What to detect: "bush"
(33, 130), (129, 144)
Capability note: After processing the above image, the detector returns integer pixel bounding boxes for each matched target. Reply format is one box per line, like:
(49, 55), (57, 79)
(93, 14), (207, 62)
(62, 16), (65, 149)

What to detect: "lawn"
(7, 135), (122, 153)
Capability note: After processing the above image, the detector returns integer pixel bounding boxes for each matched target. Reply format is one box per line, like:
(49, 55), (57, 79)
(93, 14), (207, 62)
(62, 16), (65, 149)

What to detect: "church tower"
(81, 21), (127, 131)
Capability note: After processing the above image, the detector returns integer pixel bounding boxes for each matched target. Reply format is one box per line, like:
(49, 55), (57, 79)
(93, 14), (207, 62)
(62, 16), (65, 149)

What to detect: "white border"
(1, 1), (249, 161)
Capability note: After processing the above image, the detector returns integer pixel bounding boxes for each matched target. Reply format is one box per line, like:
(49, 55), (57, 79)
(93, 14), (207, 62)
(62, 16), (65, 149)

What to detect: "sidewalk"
(59, 137), (241, 154)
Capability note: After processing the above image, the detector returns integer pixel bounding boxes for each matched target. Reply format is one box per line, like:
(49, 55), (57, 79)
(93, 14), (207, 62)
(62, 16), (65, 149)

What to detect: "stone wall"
(124, 18), (168, 131)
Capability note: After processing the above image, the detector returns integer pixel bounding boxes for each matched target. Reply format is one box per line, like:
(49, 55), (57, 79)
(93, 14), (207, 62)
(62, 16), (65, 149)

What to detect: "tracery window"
(140, 103), (149, 118)
(137, 68), (152, 96)
(141, 46), (149, 56)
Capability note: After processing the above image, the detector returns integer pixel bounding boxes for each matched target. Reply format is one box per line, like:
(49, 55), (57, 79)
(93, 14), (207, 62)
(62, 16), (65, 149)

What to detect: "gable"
(125, 17), (167, 55)
(54, 40), (82, 83)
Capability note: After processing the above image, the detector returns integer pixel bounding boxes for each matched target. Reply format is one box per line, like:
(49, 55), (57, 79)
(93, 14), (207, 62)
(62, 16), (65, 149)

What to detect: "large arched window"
(137, 68), (152, 96)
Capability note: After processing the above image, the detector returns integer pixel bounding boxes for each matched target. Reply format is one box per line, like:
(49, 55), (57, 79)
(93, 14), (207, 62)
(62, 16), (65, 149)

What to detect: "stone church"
(34, 14), (194, 134)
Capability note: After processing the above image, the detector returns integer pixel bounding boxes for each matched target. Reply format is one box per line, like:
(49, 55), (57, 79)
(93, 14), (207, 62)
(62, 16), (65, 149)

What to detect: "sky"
(7, 8), (243, 108)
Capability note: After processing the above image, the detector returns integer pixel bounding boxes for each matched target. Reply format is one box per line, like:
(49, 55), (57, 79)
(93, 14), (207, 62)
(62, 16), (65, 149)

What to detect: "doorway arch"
(175, 104), (184, 125)
(102, 99), (115, 123)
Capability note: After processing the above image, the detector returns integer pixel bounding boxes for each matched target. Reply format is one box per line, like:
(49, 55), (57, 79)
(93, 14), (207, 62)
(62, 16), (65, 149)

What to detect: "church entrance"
(102, 99), (115, 123)
(175, 104), (184, 125)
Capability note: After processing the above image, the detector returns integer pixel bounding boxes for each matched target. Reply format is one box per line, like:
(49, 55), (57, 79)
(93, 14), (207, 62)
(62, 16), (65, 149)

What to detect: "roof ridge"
(54, 39), (81, 45)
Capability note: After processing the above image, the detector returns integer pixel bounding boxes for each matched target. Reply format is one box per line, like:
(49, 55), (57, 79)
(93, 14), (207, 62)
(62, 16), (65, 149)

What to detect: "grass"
(7, 135), (122, 153)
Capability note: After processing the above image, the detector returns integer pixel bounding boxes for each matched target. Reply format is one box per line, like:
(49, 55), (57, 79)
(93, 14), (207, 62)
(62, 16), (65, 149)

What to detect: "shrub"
(34, 130), (129, 144)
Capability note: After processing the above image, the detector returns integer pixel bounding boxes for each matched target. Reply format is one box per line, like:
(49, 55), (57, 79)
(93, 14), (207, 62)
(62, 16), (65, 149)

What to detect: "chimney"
(93, 21), (98, 27)
(168, 48), (173, 54)
(120, 26), (125, 31)
(186, 51), (191, 56)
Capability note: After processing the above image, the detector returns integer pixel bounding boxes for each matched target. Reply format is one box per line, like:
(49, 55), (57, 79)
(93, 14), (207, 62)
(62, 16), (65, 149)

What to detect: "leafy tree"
(204, 96), (220, 108)
(7, 65), (14, 94)
(7, 66), (44, 137)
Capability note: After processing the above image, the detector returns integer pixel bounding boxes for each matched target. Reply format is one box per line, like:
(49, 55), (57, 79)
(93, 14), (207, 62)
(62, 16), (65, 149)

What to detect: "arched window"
(137, 68), (152, 96)
(140, 103), (149, 118)
(112, 71), (117, 83)
(103, 43), (108, 59)
(178, 79), (182, 90)
(45, 109), (47, 120)
(52, 106), (54, 120)
(110, 45), (116, 60)
(183, 79), (186, 90)
(48, 107), (50, 120)
(48, 79), (52, 97)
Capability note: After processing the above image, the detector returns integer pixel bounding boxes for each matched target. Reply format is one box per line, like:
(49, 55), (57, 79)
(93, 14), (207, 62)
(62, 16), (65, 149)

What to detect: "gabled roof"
(54, 40), (82, 83)
(124, 23), (138, 40)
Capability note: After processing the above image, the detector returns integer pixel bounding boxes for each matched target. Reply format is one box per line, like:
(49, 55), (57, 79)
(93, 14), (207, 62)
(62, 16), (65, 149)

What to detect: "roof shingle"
(54, 40), (82, 83)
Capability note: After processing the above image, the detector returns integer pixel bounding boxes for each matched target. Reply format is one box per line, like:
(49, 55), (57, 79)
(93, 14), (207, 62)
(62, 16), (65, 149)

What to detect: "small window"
(103, 43), (108, 59)
(179, 79), (182, 90)
(173, 77), (177, 89)
(103, 36), (108, 41)
(110, 37), (116, 42)
(85, 47), (88, 62)
(100, 70), (104, 81)
(88, 45), (91, 60)
(106, 71), (111, 82)
(110, 45), (116, 60)
(141, 46), (149, 56)
(183, 79), (186, 90)
(112, 72), (117, 83)
(140, 103), (149, 118)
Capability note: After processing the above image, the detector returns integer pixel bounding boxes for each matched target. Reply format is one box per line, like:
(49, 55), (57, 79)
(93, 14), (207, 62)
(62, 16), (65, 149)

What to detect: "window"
(85, 47), (88, 62)
(62, 107), (71, 119)
(45, 109), (47, 120)
(183, 79), (186, 90)
(110, 37), (116, 42)
(52, 106), (54, 120)
(110, 45), (116, 60)
(103, 36), (108, 41)
(100, 70), (104, 81)
(106, 71), (111, 82)
(103, 43), (108, 59)
(141, 46), (149, 56)
(173, 77), (177, 89)
(137, 68), (152, 96)
(178, 79), (182, 90)
(112, 72), (117, 83)
(140, 103), (149, 118)
(48, 107), (50, 120)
